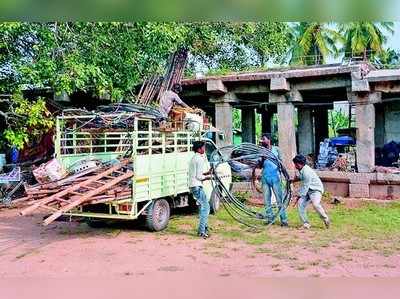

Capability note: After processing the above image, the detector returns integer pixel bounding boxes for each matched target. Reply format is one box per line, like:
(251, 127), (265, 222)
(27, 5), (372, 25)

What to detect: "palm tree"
(289, 22), (342, 65)
(339, 22), (394, 60)
(374, 48), (400, 67)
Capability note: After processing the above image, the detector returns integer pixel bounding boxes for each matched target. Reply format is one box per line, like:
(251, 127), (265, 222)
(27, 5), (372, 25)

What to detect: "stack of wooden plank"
(17, 159), (133, 226)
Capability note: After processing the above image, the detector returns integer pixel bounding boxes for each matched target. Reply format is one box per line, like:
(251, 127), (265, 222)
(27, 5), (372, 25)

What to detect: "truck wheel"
(146, 199), (170, 231)
(210, 187), (222, 214)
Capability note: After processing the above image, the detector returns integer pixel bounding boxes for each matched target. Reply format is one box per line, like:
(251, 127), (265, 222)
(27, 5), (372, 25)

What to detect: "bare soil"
(1, 205), (399, 278)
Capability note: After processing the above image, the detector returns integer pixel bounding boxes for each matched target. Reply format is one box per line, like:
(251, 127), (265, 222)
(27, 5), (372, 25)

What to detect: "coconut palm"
(339, 22), (394, 59)
(289, 22), (343, 65)
(372, 48), (400, 68)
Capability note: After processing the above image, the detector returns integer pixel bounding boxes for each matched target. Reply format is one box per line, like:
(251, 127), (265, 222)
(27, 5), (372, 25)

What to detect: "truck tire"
(210, 186), (222, 214)
(146, 199), (170, 231)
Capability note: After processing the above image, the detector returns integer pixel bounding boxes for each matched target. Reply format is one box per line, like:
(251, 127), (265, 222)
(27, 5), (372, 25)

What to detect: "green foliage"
(1, 22), (292, 148)
(1, 21), (397, 152)
(373, 48), (400, 67)
(328, 109), (349, 137)
(1, 22), (291, 98)
(3, 129), (28, 150)
(165, 201), (400, 255)
(339, 22), (394, 58)
(186, 22), (290, 73)
(232, 108), (241, 130)
(255, 113), (261, 140)
(289, 22), (395, 66)
(2, 93), (53, 149)
(289, 22), (343, 65)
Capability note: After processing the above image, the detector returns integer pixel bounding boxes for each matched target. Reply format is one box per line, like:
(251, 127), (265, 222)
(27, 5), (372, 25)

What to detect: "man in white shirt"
(292, 154), (330, 229)
(188, 141), (212, 239)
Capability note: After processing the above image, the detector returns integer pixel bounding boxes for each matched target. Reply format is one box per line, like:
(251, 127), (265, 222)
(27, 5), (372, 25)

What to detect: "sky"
(387, 21), (400, 50)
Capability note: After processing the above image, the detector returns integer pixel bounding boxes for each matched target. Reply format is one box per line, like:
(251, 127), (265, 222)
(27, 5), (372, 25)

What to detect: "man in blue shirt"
(260, 133), (288, 226)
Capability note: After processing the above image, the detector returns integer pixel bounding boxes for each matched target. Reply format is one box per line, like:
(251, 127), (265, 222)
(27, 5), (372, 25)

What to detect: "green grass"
(163, 201), (400, 255)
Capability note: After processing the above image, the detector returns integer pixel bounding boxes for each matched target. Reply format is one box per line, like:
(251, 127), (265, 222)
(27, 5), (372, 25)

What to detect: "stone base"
(231, 171), (400, 200)
(323, 182), (349, 197)
(349, 183), (370, 198)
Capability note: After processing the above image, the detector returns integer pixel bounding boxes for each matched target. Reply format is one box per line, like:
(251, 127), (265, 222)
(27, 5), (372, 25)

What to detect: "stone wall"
(231, 171), (400, 200)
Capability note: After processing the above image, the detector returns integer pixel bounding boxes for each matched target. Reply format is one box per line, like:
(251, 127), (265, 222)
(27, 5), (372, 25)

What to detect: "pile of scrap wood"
(16, 159), (133, 226)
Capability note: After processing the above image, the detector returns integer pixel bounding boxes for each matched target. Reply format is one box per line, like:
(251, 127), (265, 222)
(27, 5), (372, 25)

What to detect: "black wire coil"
(209, 143), (292, 229)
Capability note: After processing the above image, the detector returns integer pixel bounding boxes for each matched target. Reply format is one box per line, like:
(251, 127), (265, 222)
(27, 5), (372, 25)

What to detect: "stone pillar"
(214, 101), (233, 147)
(297, 108), (314, 155)
(241, 107), (256, 143)
(269, 84), (301, 170)
(314, 108), (329, 154)
(208, 83), (237, 147)
(277, 102), (297, 170)
(350, 92), (380, 172)
(355, 102), (375, 172)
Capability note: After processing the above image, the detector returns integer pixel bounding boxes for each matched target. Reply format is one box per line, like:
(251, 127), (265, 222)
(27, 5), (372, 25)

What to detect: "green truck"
(55, 113), (232, 231)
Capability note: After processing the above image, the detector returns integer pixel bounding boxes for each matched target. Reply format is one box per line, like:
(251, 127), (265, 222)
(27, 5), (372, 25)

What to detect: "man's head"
(292, 154), (307, 170)
(192, 141), (206, 154)
(260, 133), (272, 148)
(172, 83), (182, 94)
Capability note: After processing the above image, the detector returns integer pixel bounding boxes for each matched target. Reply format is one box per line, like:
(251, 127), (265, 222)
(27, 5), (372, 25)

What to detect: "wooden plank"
(43, 171), (134, 225)
(10, 196), (33, 204)
(20, 159), (130, 216)
(83, 185), (97, 190)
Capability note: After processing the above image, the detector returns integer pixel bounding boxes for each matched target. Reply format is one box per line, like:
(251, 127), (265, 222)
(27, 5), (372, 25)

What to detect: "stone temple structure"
(181, 63), (400, 199)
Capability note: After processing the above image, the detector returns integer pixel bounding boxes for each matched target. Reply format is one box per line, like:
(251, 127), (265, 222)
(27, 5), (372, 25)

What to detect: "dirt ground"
(1, 199), (400, 279)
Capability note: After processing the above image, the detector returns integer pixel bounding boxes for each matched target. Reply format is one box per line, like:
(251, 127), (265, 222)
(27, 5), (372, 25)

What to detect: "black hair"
(192, 141), (205, 152)
(292, 154), (307, 165)
(261, 133), (272, 140)
(172, 83), (182, 93)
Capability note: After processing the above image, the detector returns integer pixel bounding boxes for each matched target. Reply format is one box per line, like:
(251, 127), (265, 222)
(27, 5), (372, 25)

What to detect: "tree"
(185, 22), (290, 73)
(1, 22), (291, 96)
(0, 22), (291, 150)
(339, 22), (394, 59)
(373, 48), (400, 67)
(289, 22), (342, 65)
(232, 108), (241, 131)
(329, 109), (349, 137)
(1, 93), (53, 149)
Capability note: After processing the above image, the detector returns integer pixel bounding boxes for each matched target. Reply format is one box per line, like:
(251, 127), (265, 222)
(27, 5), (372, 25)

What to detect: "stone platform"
(231, 171), (400, 200)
